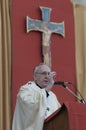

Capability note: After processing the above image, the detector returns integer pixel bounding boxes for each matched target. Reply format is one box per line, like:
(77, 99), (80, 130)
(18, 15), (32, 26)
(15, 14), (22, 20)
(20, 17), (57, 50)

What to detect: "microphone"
(54, 81), (72, 87)
(54, 81), (86, 103)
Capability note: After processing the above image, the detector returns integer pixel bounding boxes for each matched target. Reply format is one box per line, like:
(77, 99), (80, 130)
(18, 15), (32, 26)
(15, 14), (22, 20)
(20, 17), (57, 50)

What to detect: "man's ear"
(33, 75), (36, 81)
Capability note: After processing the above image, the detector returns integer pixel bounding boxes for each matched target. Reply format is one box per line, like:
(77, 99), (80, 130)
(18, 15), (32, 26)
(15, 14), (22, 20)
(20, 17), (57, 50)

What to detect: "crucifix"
(26, 7), (65, 68)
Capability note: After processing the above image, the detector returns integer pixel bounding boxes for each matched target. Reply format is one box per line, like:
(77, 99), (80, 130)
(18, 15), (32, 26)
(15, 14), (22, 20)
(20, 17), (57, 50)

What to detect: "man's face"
(34, 65), (51, 88)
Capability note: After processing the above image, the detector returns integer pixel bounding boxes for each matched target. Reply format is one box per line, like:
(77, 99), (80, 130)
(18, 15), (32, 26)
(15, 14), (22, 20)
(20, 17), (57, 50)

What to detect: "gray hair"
(34, 63), (50, 75)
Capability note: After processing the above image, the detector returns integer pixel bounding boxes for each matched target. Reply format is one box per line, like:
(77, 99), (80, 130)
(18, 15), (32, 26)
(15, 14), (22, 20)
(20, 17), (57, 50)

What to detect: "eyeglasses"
(36, 71), (51, 76)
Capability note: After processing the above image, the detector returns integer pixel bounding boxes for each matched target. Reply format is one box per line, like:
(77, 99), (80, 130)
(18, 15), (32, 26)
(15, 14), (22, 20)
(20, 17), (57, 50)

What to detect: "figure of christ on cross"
(26, 6), (65, 68)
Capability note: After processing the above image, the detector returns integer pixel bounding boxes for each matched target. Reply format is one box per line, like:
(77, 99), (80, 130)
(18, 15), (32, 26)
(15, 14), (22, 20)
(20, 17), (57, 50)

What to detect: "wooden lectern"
(43, 102), (86, 130)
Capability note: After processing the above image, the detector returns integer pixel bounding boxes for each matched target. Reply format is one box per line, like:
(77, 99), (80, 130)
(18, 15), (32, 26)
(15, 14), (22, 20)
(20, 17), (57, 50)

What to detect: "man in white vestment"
(12, 63), (61, 130)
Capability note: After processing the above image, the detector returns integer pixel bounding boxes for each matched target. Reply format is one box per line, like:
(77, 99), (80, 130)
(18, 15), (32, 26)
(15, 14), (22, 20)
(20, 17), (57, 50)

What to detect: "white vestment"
(12, 81), (61, 130)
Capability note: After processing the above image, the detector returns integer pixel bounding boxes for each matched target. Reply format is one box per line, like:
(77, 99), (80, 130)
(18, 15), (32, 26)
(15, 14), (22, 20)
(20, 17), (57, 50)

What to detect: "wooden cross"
(26, 6), (65, 68)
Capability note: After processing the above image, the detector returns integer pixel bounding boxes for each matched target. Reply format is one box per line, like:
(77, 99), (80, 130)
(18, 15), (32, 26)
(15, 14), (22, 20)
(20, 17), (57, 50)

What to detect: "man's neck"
(35, 82), (49, 97)
(35, 82), (42, 89)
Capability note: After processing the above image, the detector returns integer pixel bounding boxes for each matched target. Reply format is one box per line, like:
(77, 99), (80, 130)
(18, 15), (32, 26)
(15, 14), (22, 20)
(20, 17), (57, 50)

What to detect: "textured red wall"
(12, 0), (76, 114)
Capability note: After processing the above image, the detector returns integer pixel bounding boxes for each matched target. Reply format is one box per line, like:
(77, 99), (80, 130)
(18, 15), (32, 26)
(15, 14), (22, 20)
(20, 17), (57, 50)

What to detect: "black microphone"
(54, 81), (86, 103)
(54, 81), (72, 87)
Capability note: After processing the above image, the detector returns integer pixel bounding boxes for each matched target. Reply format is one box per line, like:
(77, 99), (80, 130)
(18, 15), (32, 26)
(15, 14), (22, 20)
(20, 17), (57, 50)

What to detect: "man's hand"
(45, 71), (56, 92)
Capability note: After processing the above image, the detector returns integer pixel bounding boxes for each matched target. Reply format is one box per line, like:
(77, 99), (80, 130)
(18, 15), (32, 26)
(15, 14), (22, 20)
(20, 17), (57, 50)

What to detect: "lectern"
(43, 102), (86, 130)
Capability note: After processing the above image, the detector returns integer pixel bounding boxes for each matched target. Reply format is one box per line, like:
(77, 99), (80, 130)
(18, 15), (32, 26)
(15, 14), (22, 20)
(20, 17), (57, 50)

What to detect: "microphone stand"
(64, 85), (86, 104)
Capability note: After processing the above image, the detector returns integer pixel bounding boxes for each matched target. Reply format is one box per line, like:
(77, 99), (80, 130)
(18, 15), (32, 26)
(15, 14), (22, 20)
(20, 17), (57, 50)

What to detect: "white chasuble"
(12, 81), (61, 130)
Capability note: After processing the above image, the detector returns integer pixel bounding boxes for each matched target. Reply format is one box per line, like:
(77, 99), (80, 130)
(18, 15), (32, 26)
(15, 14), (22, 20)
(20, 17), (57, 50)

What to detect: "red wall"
(12, 0), (76, 114)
